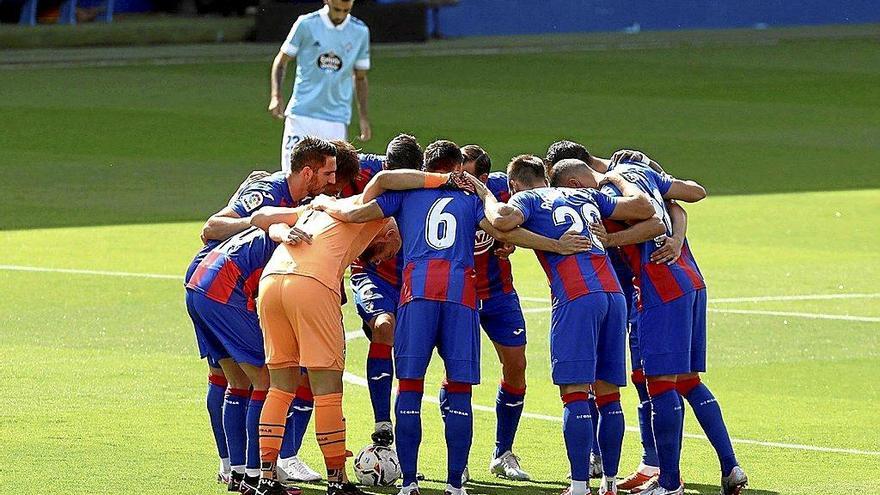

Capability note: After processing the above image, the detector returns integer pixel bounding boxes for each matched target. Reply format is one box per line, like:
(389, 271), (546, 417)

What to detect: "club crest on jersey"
(317, 52), (343, 72)
(474, 229), (494, 256)
(242, 192), (265, 212)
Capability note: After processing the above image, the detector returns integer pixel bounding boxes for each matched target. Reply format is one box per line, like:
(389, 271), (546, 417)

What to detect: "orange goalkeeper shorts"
(258, 274), (345, 371)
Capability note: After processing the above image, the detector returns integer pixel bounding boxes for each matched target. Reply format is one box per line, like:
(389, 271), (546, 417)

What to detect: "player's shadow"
(296, 481), (779, 495)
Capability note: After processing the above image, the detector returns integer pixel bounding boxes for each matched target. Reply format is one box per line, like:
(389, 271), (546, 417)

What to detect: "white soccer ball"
(353, 444), (401, 486)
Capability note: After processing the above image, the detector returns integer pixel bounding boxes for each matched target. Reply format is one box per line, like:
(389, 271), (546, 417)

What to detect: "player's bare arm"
(481, 219), (592, 255)
(359, 169), (453, 203)
(464, 172), (524, 232)
(201, 207), (253, 242)
(268, 51), (294, 120)
(651, 201), (688, 264)
(601, 173), (655, 220)
(313, 197), (386, 224)
(354, 69), (371, 141)
(591, 216), (665, 248)
(609, 149), (665, 174)
(663, 175), (707, 202)
(250, 205), (312, 244)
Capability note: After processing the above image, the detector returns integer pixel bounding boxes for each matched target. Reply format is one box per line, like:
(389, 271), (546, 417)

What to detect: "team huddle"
(183, 134), (749, 495)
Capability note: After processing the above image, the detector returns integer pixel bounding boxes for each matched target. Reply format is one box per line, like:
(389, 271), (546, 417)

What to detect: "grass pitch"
(1, 27), (879, 495)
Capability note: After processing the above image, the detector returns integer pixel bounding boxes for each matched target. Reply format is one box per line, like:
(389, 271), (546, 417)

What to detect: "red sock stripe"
(561, 391), (589, 404)
(646, 380), (676, 397)
(676, 376), (702, 396)
(630, 368), (645, 385)
(208, 374), (228, 387)
(595, 392), (621, 408)
(251, 390), (268, 401)
(368, 342), (392, 359)
(228, 388), (251, 398)
(500, 381), (526, 396)
(295, 386), (314, 402)
(445, 381), (472, 394)
(398, 379), (424, 393)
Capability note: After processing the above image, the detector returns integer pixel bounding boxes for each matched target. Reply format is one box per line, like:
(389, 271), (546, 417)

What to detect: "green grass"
(1, 29), (879, 495)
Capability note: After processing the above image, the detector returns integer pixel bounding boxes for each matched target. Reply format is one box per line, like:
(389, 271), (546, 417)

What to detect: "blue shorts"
(351, 272), (399, 335)
(395, 299), (481, 384)
(185, 289), (265, 368)
(549, 292), (627, 386)
(628, 316), (643, 371)
(639, 289), (707, 376)
(478, 292), (527, 347)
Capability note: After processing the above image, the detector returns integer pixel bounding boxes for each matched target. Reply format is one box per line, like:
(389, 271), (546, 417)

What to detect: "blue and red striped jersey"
(229, 171), (295, 217)
(186, 227), (278, 311)
(375, 188), (485, 309)
(474, 172), (515, 300)
(602, 163), (705, 309)
(344, 154), (404, 287)
(509, 187), (623, 306)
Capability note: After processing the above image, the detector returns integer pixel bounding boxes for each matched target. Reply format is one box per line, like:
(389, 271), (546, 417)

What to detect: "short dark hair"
(507, 154), (547, 186)
(290, 136), (337, 173)
(329, 140), (359, 185)
(546, 140), (591, 166)
(549, 158), (591, 187)
(385, 134), (423, 170)
(461, 144), (492, 177)
(423, 140), (462, 173)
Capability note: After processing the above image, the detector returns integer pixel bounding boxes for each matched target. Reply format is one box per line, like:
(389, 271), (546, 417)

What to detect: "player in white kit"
(268, 0), (372, 172)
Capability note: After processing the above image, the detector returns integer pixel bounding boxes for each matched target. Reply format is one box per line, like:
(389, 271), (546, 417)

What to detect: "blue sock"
(681, 380), (738, 475)
(494, 382), (525, 458)
(206, 377), (229, 461)
(649, 384), (683, 490)
(223, 388), (250, 471)
(438, 382), (448, 422)
(444, 383), (474, 489)
(588, 395), (601, 456)
(597, 394), (625, 478)
(279, 387), (313, 459)
(367, 343), (394, 423)
(562, 393), (593, 483)
(633, 378), (659, 467)
(246, 391), (266, 472)
(395, 381), (424, 487)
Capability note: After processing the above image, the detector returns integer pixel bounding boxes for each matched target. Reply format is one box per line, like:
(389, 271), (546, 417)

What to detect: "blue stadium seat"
(18, 0), (37, 25)
(15, 0), (114, 25)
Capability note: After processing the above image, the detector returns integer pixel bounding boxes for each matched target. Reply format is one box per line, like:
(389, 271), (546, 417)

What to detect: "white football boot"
(634, 478), (684, 495)
(277, 455), (321, 483)
(720, 466), (748, 495)
(590, 452), (604, 479)
(398, 482), (421, 495)
(598, 475), (618, 495)
(489, 450), (531, 481)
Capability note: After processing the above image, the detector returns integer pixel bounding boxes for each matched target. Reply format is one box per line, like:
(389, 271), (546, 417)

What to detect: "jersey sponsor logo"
(474, 229), (494, 255)
(317, 52), (343, 72)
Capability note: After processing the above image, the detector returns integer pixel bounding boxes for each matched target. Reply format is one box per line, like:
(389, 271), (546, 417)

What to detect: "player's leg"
(394, 300), (440, 494)
(217, 357), (252, 489)
(676, 289), (747, 494)
(587, 389), (603, 480)
(292, 275), (363, 495)
(594, 292), (629, 495)
(278, 369), (320, 483)
(550, 295), (600, 495)
(478, 292), (530, 480)
(280, 117), (303, 173)
(437, 302), (481, 495)
(255, 274), (303, 495)
(185, 289), (232, 483)
(206, 363), (231, 483)
(640, 296), (692, 495)
(351, 272), (397, 444)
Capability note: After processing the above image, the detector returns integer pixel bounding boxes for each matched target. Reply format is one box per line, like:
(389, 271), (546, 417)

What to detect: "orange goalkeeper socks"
(258, 387), (295, 475)
(314, 392), (348, 471)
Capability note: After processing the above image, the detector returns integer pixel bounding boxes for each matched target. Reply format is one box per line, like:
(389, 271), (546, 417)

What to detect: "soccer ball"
(353, 444), (401, 486)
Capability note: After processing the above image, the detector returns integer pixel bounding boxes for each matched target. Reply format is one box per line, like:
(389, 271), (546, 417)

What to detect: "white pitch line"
(0, 264), (179, 280)
(341, 332), (880, 456)
(709, 308), (880, 323)
(710, 293), (880, 303)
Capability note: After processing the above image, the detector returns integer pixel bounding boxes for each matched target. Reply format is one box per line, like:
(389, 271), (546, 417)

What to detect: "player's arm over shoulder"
(313, 195), (387, 224)
(655, 170), (707, 203)
(484, 191), (528, 232)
